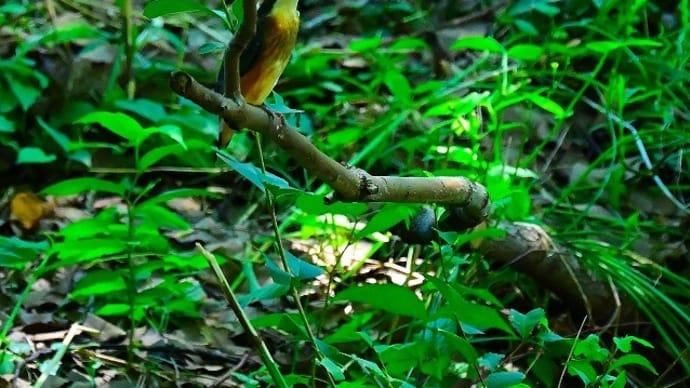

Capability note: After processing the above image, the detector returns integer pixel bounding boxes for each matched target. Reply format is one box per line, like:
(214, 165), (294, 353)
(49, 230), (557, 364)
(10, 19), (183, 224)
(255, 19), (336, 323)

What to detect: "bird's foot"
(260, 105), (287, 132)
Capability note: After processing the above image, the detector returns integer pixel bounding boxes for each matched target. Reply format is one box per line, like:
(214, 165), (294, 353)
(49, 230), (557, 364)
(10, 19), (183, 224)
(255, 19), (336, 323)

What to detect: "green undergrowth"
(1, 0), (688, 386)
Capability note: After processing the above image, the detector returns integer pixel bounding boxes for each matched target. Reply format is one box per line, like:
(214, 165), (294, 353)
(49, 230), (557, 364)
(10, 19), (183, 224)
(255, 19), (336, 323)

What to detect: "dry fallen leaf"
(9, 192), (55, 230)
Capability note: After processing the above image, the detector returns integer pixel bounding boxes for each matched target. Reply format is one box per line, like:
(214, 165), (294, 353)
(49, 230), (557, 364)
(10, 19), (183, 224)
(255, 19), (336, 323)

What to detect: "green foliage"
(1, 0), (688, 385)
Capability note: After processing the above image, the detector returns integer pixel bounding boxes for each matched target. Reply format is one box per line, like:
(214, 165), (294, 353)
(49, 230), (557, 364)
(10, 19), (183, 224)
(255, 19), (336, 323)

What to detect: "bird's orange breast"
(240, 14), (299, 105)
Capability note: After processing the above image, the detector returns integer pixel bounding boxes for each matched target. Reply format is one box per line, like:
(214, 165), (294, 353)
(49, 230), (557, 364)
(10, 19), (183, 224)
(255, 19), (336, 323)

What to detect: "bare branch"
(224, 0), (258, 101)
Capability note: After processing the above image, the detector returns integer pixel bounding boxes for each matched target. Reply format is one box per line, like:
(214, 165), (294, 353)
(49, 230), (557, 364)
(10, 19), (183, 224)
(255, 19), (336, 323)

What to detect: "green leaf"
(438, 329), (479, 364)
(134, 203), (190, 230)
(485, 371), (525, 388)
(41, 177), (125, 196)
(574, 334), (609, 362)
(218, 152), (290, 191)
(524, 93), (567, 119)
(479, 352), (505, 371)
(76, 111), (143, 145)
(613, 335), (654, 353)
(424, 92), (490, 117)
(286, 251), (324, 281)
(509, 308), (545, 338)
(567, 359), (597, 385)
(384, 70), (412, 105)
(17, 24), (103, 56)
(349, 37), (383, 52)
(139, 144), (185, 170)
(452, 36), (504, 53)
(71, 269), (127, 299)
(37, 117), (70, 152)
(251, 313), (306, 336)
(355, 204), (418, 239)
(0, 115), (15, 133)
(15, 147), (56, 164)
(514, 19), (538, 35)
(155, 124), (187, 147)
(0, 237), (49, 269)
(239, 283), (290, 305)
(608, 354), (658, 375)
(350, 354), (386, 379)
(49, 238), (128, 267)
(586, 39), (662, 53)
(334, 284), (427, 319)
(507, 44), (544, 61)
(295, 193), (368, 217)
(265, 257), (292, 286)
(115, 98), (167, 123)
(5, 77), (41, 111)
(426, 276), (514, 334)
(143, 0), (210, 18)
(95, 303), (130, 316)
(320, 357), (346, 381)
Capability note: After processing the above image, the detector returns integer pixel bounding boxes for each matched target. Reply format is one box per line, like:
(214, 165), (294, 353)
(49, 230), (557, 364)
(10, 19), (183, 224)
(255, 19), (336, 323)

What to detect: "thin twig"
(196, 243), (288, 388)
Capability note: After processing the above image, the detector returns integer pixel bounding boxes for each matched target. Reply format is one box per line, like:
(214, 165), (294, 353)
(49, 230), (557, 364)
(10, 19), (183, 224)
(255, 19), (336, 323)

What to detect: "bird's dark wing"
(239, 0), (274, 76)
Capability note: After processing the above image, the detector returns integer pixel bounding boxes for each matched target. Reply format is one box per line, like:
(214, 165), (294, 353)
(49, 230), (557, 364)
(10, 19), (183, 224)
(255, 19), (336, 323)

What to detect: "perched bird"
(216, 0), (300, 149)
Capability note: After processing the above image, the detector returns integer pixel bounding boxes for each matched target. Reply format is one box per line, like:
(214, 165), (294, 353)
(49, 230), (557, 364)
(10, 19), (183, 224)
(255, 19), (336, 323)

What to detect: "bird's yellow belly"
(240, 15), (298, 104)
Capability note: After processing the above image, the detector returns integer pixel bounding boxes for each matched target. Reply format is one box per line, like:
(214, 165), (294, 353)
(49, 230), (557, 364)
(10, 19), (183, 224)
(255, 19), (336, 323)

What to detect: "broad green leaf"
(134, 203), (190, 229)
(384, 70), (412, 105)
(251, 313), (306, 336)
(71, 270), (127, 299)
(438, 329), (479, 364)
(115, 98), (167, 123)
(57, 209), (117, 239)
(0, 237), (48, 268)
(485, 371), (526, 388)
(567, 359), (597, 385)
(17, 24), (102, 56)
(507, 44), (544, 61)
(509, 308), (545, 338)
(334, 284), (427, 319)
(96, 303), (130, 316)
(350, 354), (386, 379)
(0, 115), (15, 133)
(295, 193), (368, 217)
(239, 283), (290, 305)
(15, 147), (56, 164)
(42, 177), (125, 196)
(479, 352), (505, 371)
(574, 334), (609, 362)
(424, 92), (490, 117)
(37, 117), (69, 152)
(613, 335), (654, 352)
(139, 144), (185, 170)
(265, 257), (292, 286)
(375, 342), (424, 375)
(76, 111), (143, 145)
(320, 357), (346, 381)
(587, 39), (662, 53)
(426, 276), (514, 334)
(155, 124), (186, 147)
(218, 152), (290, 190)
(143, 0), (210, 18)
(524, 93), (567, 119)
(452, 36), (504, 53)
(286, 250), (324, 280)
(355, 204), (418, 239)
(349, 37), (383, 52)
(6, 77), (41, 111)
(49, 238), (127, 267)
(608, 354), (657, 375)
